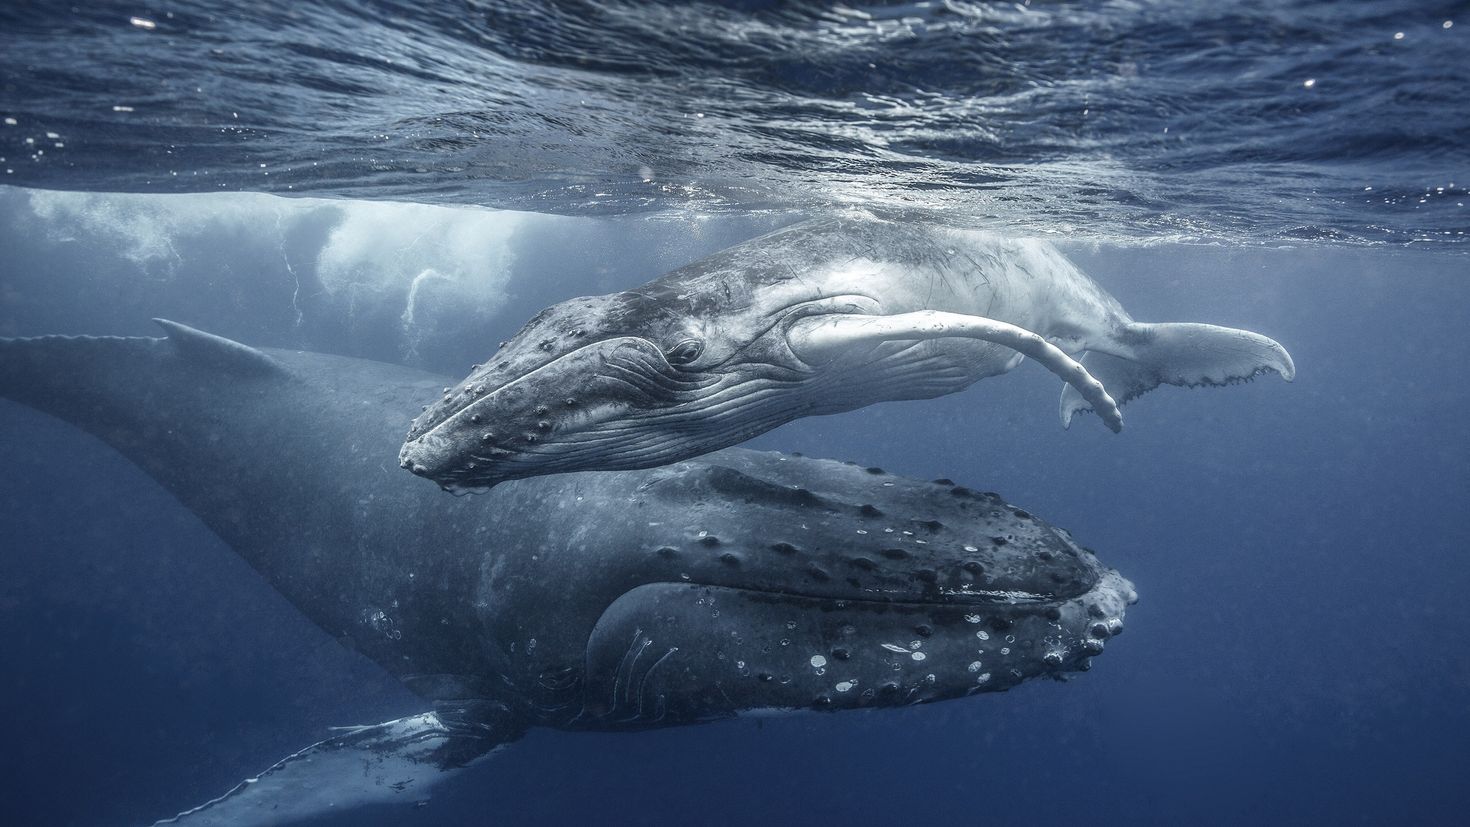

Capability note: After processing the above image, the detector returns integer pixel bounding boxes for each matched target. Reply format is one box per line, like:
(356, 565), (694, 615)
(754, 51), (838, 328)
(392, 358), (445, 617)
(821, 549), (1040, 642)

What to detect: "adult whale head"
(1, 321), (1134, 825)
(400, 214), (1294, 490)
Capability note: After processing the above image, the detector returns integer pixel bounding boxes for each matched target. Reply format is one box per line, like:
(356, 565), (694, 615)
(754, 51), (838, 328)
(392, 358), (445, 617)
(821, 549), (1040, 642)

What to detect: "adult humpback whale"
(0, 321), (1135, 826)
(401, 215), (1294, 490)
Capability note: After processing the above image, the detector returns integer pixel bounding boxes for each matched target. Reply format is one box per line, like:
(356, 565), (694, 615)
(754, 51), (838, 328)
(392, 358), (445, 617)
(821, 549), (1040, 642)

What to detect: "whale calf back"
(0, 321), (1135, 825)
(400, 215), (1294, 490)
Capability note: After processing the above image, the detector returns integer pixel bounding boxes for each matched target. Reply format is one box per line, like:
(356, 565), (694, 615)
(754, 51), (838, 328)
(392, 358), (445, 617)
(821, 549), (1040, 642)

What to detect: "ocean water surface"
(3, 0), (1467, 243)
(1, 2), (1467, 826)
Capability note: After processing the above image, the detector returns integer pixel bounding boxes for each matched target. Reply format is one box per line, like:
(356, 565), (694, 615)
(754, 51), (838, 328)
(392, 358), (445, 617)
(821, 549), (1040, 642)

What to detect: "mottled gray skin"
(0, 322), (1135, 820)
(400, 214), (1291, 490)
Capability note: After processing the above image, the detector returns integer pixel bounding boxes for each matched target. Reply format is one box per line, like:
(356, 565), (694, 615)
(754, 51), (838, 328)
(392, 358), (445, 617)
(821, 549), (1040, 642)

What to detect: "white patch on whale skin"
(943, 587), (1049, 603)
(737, 706), (801, 718)
(152, 713), (485, 825)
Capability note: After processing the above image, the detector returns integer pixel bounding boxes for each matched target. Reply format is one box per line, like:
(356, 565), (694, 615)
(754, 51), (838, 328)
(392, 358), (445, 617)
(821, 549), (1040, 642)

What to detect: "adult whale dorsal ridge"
(400, 215), (1295, 490)
(151, 317), (284, 375)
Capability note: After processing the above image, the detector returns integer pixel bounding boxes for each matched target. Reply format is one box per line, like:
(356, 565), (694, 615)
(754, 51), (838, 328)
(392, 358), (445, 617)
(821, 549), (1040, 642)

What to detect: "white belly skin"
(803, 227), (1127, 345)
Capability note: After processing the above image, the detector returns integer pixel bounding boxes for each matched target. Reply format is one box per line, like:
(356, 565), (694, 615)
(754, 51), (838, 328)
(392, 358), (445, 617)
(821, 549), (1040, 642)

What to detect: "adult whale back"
(0, 321), (1134, 826)
(400, 214), (1295, 490)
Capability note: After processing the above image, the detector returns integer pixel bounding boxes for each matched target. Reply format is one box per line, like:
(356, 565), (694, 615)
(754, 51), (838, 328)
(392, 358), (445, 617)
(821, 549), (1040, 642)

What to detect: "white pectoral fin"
(1060, 322), (1296, 428)
(150, 710), (520, 826)
(787, 311), (1123, 432)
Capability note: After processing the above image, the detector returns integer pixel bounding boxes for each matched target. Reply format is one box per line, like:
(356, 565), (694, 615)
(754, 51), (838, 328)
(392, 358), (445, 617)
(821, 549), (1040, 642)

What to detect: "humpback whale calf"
(1, 321), (1135, 825)
(401, 214), (1294, 490)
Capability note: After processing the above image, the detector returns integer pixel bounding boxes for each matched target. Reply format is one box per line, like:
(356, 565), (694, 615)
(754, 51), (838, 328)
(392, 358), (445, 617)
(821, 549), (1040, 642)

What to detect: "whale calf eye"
(665, 338), (704, 365)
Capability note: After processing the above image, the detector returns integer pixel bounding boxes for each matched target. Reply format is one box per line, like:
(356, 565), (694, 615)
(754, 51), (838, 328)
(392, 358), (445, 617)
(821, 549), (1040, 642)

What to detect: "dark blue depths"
(1, 207), (1466, 826)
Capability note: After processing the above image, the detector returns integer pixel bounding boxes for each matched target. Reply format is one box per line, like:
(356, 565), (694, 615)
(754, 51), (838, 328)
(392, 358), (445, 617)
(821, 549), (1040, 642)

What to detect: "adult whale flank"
(0, 321), (1136, 826)
(400, 215), (1295, 490)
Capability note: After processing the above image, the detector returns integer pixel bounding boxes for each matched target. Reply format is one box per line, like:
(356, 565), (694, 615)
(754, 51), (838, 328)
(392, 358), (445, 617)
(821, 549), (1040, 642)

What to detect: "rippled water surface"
(2, 0), (1467, 244)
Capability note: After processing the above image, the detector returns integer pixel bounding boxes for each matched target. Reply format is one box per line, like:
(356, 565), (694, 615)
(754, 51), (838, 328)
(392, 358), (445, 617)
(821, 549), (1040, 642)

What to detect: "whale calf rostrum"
(0, 320), (1135, 826)
(400, 214), (1295, 490)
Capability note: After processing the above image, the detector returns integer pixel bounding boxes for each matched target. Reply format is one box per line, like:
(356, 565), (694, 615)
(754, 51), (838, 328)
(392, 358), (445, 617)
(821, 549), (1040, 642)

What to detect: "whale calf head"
(399, 281), (834, 490)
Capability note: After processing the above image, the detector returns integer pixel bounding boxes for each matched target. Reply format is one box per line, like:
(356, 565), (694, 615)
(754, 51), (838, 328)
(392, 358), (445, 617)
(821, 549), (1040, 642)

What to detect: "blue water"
(1, 2), (1468, 826)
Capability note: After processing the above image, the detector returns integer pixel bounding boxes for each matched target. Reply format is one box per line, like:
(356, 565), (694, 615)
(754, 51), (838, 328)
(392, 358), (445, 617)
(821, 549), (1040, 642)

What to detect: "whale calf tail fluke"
(150, 705), (524, 826)
(1060, 322), (1296, 428)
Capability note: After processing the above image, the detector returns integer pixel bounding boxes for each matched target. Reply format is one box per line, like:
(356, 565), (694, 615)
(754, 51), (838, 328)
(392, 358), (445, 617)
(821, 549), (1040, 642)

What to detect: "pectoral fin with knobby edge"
(151, 704), (523, 826)
(787, 310), (1124, 432)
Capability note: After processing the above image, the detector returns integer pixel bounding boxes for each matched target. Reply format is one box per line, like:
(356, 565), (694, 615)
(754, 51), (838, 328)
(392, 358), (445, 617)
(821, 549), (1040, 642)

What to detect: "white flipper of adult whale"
(151, 713), (514, 826)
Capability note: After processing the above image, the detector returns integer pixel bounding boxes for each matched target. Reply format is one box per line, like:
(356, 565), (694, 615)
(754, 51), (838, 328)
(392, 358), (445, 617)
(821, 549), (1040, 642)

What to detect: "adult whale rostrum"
(0, 321), (1135, 826)
(400, 214), (1295, 490)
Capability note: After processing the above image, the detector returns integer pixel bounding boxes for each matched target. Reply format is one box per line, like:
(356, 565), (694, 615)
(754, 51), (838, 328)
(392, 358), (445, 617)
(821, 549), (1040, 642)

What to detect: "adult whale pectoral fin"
(787, 310), (1124, 433)
(149, 705), (523, 827)
(1060, 322), (1296, 428)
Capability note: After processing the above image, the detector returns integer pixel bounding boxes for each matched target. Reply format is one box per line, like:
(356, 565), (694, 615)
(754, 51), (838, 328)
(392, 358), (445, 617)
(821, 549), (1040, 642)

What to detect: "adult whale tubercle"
(0, 321), (1136, 826)
(400, 215), (1294, 490)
